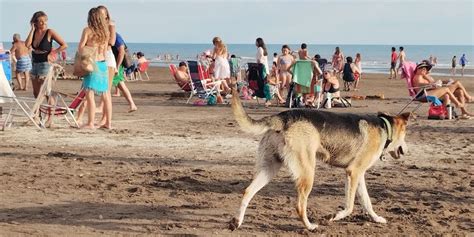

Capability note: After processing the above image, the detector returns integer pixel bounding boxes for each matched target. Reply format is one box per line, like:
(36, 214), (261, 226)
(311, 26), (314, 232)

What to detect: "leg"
(330, 169), (361, 222)
(99, 68), (114, 128)
(294, 166), (317, 230)
(15, 72), (23, 90)
(447, 81), (472, 102)
(117, 82), (137, 112)
(24, 72), (30, 90)
(229, 157), (282, 230)
(81, 90), (96, 129)
(356, 175), (387, 223)
(31, 77), (43, 98)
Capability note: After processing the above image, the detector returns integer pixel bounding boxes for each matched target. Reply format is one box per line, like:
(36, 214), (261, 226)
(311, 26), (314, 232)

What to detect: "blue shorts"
(31, 62), (51, 77)
(16, 56), (32, 73)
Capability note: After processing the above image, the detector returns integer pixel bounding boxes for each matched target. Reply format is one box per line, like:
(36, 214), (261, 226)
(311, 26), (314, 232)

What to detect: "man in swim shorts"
(10, 33), (32, 90)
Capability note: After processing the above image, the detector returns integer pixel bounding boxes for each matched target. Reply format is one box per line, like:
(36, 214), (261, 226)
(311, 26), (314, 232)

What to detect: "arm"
(9, 43), (16, 55)
(116, 45), (125, 67)
(78, 28), (88, 51)
(108, 22), (116, 46)
(25, 23), (35, 48)
(313, 61), (322, 76)
(49, 29), (68, 52)
(351, 63), (360, 74)
(256, 47), (263, 63)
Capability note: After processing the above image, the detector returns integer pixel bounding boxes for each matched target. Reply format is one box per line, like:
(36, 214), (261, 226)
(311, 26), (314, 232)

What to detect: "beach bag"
(73, 46), (96, 77)
(428, 103), (447, 120)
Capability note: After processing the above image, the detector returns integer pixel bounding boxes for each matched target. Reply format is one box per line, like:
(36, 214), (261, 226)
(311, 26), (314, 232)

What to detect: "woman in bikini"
(331, 46), (344, 76)
(212, 37), (231, 98)
(25, 11), (68, 98)
(277, 45), (295, 99)
(78, 7), (111, 129)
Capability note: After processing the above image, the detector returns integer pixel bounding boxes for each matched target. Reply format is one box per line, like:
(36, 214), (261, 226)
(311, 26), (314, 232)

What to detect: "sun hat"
(415, 60), (433, 72)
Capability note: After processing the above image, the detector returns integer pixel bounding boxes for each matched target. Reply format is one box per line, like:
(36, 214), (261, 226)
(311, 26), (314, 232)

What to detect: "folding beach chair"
(38, 90), (85, 128)
(173, 61), (221, 104)
(320, 91), (352, 109)
(136, 61), (150, 81)
(246, 63), (267, 103)
(0, 63), (41, 130)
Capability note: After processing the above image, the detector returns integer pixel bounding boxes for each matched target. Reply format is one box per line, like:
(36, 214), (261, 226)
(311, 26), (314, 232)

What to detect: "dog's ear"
(398, 112), (413, 122)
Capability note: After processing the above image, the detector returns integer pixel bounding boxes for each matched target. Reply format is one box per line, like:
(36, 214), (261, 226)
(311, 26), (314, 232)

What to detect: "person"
(10, 33), (32, 90)
(211, 36), (231, 96)
(272, 52), (278, 64)
(451, 56), (457, 76)
(96, 5), (115, 129)
(277, 45), (295, 98)
(255, 38), (269, 75)
(460, 54), (468, 76)
(264, 62), (285, 107)
(389, 47), (397, 79)
(175, 61), (191, 87)
(133, 51), (147, 79)
(331, 46), (344, 75)
(397, 46), (406, 71)
(77, 7), (111, 129)
(25, 11), (68, 98)
(412, 61), (472, 119)
(298, 43), (310, 60)
(111, 32), (138, 112)
(354, 53), (362, 90)
(322, 66), (341, 107)
(342, 56), (360, 91)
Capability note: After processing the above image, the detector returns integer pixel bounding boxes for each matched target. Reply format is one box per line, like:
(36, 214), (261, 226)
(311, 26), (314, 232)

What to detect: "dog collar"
(379, 117), (393, 149)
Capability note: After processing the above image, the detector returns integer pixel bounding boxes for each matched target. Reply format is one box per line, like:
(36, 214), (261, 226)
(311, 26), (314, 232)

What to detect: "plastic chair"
(136, 61), (150, 81)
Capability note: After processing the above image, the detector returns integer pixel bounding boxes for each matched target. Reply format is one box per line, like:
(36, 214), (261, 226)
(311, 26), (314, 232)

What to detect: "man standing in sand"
(397, 46), (406, 71)
(9, 33), (32, 90)
(389, 47), (397, 79)
(460, 54), (468, 76)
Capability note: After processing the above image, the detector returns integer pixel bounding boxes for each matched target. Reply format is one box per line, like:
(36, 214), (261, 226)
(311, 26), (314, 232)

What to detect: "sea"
(3, 42), (474, 76)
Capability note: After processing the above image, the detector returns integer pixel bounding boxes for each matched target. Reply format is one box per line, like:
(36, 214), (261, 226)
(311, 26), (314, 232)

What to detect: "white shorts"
(106, 50), (116, 69)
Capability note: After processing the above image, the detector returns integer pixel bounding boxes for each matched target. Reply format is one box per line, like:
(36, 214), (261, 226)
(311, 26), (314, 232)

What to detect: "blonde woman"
(97, 5), (115, 129)
(78, 7), (110, 129)
(277, 45), (295, 97)
(212, 37), (231, 94)
(25, 11), (68, 98)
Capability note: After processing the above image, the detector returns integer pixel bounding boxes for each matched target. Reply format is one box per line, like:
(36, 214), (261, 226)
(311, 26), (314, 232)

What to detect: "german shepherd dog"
(229, 89), (411, 230)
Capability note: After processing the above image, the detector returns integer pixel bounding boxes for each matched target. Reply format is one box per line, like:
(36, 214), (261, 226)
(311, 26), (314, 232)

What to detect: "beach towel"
(400, 61), (417, 97)
(0, 65), (15, 103)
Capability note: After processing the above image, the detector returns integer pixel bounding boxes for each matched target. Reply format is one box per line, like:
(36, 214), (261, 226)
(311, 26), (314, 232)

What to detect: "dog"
(228, 89), (411, 230)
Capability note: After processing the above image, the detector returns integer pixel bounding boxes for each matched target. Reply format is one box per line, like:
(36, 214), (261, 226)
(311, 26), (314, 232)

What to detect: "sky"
(0, 0), (473, 45)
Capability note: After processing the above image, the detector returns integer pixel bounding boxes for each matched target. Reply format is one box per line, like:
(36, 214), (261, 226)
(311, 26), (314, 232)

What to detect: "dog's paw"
(372, 215), (387, 224)
(330, 210), (350, 222)
(228, 217), (240, 231)
(306, 223), (318, 231)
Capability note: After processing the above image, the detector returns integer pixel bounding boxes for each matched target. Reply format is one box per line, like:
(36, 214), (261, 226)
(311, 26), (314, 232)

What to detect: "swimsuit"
(325, 84), (339, 93)
(83, 60), (108, 95)
(16, 56), (32, 73)
(31, 29), (52, 77)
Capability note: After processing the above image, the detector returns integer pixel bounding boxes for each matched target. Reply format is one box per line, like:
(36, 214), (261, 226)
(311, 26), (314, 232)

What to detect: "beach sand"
(0, 66), (472, 236)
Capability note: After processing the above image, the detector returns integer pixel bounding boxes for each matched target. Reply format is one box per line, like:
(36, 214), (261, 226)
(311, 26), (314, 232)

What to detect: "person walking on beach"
(389, 47), (397, 79)
(331, 46), (344, 76)
(111, 32), (138, 112)
(397, 46), (406, 71)
(77, 7), (110, 129)
(25, 11), (68, 98)
(451, 56), (457, 76)
(354, 53), (362, 91)
(255, 38), (269, 76)
(460, 54), (468, 76)
(10, 33), (32, 90)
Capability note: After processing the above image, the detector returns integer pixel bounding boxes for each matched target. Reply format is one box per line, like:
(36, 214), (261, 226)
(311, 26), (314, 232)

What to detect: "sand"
(0, 66), (473, 236)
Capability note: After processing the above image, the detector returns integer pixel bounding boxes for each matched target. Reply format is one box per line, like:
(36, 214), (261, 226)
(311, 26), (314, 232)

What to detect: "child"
(265, 62), (285, 107)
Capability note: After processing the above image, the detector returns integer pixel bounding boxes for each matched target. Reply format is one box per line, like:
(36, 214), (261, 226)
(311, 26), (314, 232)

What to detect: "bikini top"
(32, 29), (52, 63)
(280, 56), (292, 65)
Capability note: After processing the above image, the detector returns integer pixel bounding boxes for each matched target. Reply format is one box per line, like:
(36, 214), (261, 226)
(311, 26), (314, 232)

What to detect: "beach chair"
(188, 61), (223, 101)
(290, 60), (314, 108)
(38, 90), (85, 128)
(136, 61), (150, 81)
(246, 63), (267, 103)
(0, 63), (41, 130)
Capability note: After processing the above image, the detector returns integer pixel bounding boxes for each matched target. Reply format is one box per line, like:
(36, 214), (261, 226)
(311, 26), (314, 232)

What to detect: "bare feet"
(80, 123), (96, 129)
(99, 124), (112, 129)
(112, 93), (121, 97)
(128, 106), (137, 113)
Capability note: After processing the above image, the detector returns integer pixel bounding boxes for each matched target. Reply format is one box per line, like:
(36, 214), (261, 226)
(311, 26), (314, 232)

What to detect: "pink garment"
(400, 61), (417, 97)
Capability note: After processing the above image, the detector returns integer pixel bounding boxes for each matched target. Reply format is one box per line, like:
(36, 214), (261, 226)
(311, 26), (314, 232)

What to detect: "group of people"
(451, 54), (469, 76)
(389, 46), (407, 79)
(9, 6), (138, 129)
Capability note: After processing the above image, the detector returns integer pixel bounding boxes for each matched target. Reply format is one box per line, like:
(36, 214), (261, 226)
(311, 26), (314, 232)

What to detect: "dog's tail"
(231, 88), (282, 135)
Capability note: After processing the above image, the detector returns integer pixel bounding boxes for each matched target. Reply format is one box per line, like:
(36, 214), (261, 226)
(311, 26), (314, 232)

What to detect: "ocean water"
(3, 42), (473, 75)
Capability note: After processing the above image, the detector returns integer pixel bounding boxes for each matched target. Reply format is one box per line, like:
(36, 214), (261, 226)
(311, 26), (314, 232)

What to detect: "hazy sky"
(1, 0), (473, 45)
